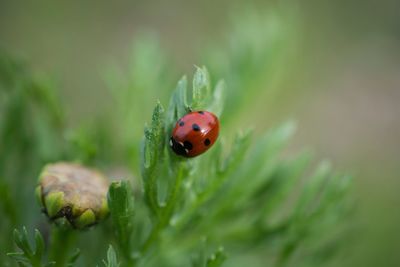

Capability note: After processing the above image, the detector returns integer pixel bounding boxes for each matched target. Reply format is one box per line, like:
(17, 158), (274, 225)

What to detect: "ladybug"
(169, 110), (219, 158)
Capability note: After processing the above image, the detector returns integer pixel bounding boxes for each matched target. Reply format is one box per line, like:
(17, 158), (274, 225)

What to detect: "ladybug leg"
(186, 105), (193, 113)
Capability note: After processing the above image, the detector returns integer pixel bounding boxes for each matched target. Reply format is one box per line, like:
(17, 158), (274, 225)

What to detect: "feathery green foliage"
(1, 8), (352, 267)
(108, 181), (135, 264)
(102, 66), (351, 267)
(7, 227), (55, 267)
(102, 246), (120, 267)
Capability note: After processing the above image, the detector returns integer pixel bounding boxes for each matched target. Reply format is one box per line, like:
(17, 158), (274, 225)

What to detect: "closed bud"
(36, 162), (109, 229)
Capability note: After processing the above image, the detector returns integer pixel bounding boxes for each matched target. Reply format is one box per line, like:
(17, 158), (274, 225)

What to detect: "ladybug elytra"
(169, 111), (219, 158)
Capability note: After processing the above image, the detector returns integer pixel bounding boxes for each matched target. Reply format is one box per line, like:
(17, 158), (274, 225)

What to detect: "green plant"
(36, 162), (109, 229)
(101, 67), (351, 267)
(2, 8), (352, 267)
(7, 227), (54, 267)
(102, 246), (120, 267)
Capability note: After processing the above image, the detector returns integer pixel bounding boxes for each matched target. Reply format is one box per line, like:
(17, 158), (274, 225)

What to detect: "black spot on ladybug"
(183, 141), (193, 150)
(204, 138), (211, 146)
(179, 120), (185, 126)
(192, 123), (201, 131)
(198, 111), (204, 114)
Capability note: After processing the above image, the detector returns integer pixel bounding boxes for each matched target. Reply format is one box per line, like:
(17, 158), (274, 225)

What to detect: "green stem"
(141, 163), (185, 255)
(49, 227), (76, 267)
(144, 167), (161, 217)
(175, 161), (238, 231)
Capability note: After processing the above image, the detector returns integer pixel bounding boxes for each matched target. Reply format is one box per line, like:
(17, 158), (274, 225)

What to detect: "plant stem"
(49, 226), (76, 267)
(141, 163), (185, 256)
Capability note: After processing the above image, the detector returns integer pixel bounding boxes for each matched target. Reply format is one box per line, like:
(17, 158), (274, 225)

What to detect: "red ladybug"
(169, 111), (219, 157)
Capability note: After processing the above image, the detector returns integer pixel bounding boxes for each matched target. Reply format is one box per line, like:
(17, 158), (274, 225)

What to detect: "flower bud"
(36, 162), (109, 229)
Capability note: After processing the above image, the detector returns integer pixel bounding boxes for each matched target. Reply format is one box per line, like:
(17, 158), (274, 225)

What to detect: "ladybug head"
(169, 137), (189, 157)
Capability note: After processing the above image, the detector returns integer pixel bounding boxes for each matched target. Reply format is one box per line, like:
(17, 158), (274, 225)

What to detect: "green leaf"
(13, 228), (33, 258)
(295, 161), (332, 213)
(206, 247), (226, 267)
(107, 181), (135, 260)
(167, 75), (189, 127)
(66, 248), (80, 267)
(258, 152), (312, 223)
(192, 66), (211, 110)
(8, 227), (55, 267)
(219, 129), (253, 174)
(34, 229), (45, 262)
(209, 122), (296, 217)
(142, 101), (165, 168)
(102, 245), (120, 267)
(7, 253), (29, 264)
(141, 101), (166, 214)
(192, 244), (227, 267)
(208, 79), (225, 116)
(176, 130), (253, 229)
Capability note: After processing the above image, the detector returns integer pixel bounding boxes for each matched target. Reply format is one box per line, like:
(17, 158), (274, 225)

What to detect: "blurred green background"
(0, 0), (399, 266)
